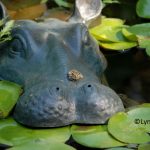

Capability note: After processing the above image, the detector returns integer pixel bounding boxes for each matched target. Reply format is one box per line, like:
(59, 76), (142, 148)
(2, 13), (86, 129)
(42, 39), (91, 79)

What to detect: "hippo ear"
(69, 0), (103, 26)
(0, 1), (8, 21)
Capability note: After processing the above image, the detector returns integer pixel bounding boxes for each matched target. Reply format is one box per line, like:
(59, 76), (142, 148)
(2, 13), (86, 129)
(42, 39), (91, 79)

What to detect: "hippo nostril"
(56, 87), (60, 91)
(88, 84), (91, 88)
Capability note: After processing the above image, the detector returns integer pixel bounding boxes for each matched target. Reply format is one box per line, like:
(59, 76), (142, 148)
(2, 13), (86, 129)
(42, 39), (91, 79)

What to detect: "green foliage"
(90, 0), (150, 56)
(102, 0), (119, 4)
(99, 42), (137, 51)
(90, 17), (150, 55)
(108, 112), (150, 144)
(125, 24), (150, 56)
(71, 125), (126, 148)
(127, 104), (150, 132)
(136, 0), (150, 18)
(90, 17), (138, 51)
(40, 0), (49, 3)
(0, 81), (22, 118)
(8, 141), (76, 150)
(0, 118), (71, 147)
(54, 0), (73, 8)
(0, 101), (149, 149)
(138, 143), (150, 150)
(0, 20), (14, 44)
(107, 148), (134, 150)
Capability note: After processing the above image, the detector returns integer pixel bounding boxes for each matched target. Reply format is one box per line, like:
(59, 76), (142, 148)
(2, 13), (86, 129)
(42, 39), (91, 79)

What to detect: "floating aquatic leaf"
(127, 105), (150, 132)
(137, 36), (150, 56)
(103, 0), (120, 4)
(71, 125), (126, 148)
(122, 28), (137, 42)
(136, 0), (150, 18)
(99, 42), (137, 50)
(7, 140), (76, 150)
(0, 81), (22, 118)
(90, 18), (126, 42)
(54, 0), (73, 8)
(0, 118), (71, 146)
(108, 112), (150, 144)
(106, 147), (134, 150)
(138, 143), (150, 150)
(125, 24), (150, 55)
(99, 17), (125, 27)
(40, 0), (48, 3)
(93, 26), (127, 42)
(126, 23), (150, 36)
(140, 103), (150, 107)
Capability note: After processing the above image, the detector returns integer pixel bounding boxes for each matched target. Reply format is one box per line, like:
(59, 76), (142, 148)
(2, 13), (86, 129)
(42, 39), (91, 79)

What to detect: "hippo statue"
(0, 0), (124, 127)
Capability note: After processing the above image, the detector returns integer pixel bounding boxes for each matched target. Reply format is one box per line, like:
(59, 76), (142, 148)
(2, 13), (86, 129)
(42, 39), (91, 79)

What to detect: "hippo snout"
(74, 82), (124, 124)
(14, 81), (124, 127)
(13, 81), (76, 127)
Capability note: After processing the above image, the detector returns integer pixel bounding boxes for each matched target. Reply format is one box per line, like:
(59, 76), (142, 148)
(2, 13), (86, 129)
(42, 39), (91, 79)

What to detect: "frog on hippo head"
(0, 0), (124, 127)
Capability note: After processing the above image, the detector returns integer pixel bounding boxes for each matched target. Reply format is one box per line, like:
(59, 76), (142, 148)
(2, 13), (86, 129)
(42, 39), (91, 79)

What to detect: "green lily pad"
(91, 26), (127, 42)
(0, 81), (22, 118)
(0, 118), (71, 146)
(122, 28), (137, 42)
(137, 36), (150, 56)
(90, 17), (126, 42)
(136, 0), (150, 18)
(7, 140), (76, 150)
(106, 147), (134, 150)
(99, 42), (137, 50)
(138, 143), (150, 150)
(140, 103), (150, 107)
(127, 106), (150, 132)
(54, 0), (73, 8)
(126, 23), (150, 36)
(99, 17), (125, 27)
(108, 112), (150, 144)
(71, 125), (126, 148)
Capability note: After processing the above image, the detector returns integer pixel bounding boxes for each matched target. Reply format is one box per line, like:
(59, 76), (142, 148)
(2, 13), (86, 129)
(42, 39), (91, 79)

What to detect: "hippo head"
(0, 0), (124, 127)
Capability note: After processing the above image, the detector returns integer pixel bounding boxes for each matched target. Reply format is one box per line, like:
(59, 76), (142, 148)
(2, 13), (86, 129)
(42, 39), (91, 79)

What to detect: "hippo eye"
(9, 35), (26, 58)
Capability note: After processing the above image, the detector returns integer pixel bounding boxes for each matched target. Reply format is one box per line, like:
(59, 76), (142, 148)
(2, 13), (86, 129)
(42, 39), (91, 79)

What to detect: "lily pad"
(90, 17), (126, 42)
(71, 125), (126, 148)
(127, 106), (150, 132)
(99, 17), (125, 27)
(138, 143), (150, 150)
(106, 147), (134, 150)
(126, 23), (150, 36)
(0, 118), (71, 146)
(123, 24), (150, 55)
(54, 0), (73, 8)
(122, 28), (137, 42)
(137, 36), (150, 56)
(136, 0), (150, 18)
(90, 26), (127, 42)
(140, 103), (150, 107)
(99, 42), (137, 50)
(0, 81), (22, 118)
(108, 112), (150, 144)
(7, 140), (76, 150)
